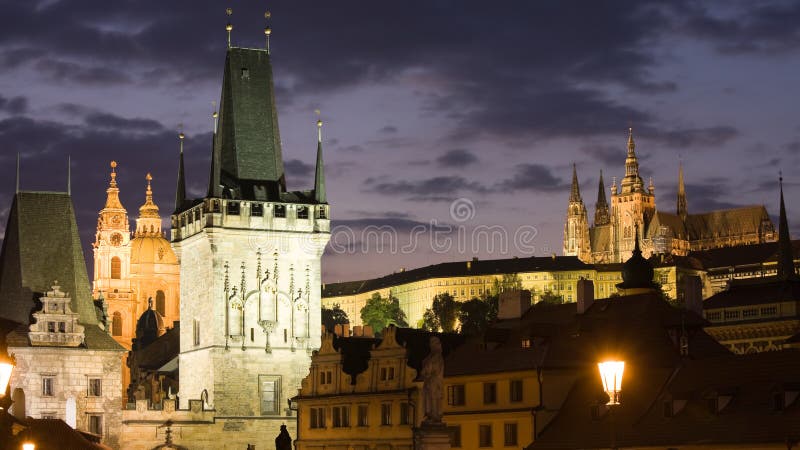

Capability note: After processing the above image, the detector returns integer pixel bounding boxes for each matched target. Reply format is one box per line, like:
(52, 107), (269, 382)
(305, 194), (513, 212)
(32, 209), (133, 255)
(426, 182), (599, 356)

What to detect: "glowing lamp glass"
(598, 360), (625, 405)
(0, 359), (13, 395)
(23, 443), (36, 450)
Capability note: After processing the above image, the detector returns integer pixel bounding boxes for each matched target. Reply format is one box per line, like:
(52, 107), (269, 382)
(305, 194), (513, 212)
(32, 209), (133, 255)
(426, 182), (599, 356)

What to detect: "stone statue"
(275, 424), (292, 450)
(420, 336), (444, 424)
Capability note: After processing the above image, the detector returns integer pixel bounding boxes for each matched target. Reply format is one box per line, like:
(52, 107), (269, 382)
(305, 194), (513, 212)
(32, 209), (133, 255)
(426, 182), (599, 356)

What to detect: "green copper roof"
(0, 192), (98, 325)
(210, 47), (285, 200)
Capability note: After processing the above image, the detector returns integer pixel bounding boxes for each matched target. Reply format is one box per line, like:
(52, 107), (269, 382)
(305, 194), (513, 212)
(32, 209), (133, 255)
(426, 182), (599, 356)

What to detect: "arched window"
(112, 312), (122, 336)
(156, 290), (166, 317)
(110, 257), (121, 279)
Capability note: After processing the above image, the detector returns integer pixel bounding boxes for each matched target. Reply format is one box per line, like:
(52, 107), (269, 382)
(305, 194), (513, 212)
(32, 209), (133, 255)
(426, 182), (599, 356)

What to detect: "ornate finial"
(110, 161), (118, 186)
(264, 11), (272, 53)
(146, 173), (153, 192)
(627, 127), (635, 151)
(178, 124), (185, 154)
(226, 8), (233, 48)
(211, 101), (219, 134)
(315, 109), (323, 143)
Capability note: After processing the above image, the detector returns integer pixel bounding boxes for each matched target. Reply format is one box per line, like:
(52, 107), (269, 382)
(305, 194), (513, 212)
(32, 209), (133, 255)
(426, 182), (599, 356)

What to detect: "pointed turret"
(777, 176), (797, 280)
(569, 163), (582, 203)
(314, 119), (327, 204)
(208, 47), (285, 201)
(621, 128), (644, 193)
(677, 162), (688, 220)
(174, 131), (187, 214)
(137, 174), (162, 237)
(594, 170), (610, 226)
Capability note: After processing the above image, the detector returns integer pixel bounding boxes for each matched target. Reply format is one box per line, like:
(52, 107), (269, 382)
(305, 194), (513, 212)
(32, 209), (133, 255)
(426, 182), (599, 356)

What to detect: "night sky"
(1, 1), (799, 283)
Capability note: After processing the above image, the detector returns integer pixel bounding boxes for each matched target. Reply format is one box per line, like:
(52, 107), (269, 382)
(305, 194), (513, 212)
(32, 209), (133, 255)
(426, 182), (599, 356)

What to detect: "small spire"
(110, 161), (118, 187)
(777, 173), (797, 280)
(212, 101), (219, 134)
(175, 129), (187, 214)
(648, 176), (654, 194)
(569, 163), (582, 203)
(264, 11), (272, 53)
(594, 170), (610, 226)
(627, 127), (635, 153)
(677, 161), (688, 219)
(314, 111), (327, 204)
(226, 8), (233, 49)
(67, 155), (71, 195)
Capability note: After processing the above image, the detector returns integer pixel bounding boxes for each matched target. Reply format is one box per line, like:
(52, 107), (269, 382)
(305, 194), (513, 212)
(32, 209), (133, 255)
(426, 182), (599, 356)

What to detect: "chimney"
(363, 325), (374, 338)
(577, 278), (594, 314)
(334, 324), (343, 336)
(342, 323), (351, 337)
(683, 275), (703, 316)
(352, 325), (363, 337)
(498, 290), (532, 320)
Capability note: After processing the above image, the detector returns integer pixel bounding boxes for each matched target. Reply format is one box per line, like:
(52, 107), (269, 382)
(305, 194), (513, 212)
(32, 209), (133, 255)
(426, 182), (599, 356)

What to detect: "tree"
(458, 297), (494, 336)
(360, 292), (408, 334)
(490, 272), (523, 296)
(538, 291), (564, 305)
(422, 293), (460, 332)
(321, 303), (349, 333)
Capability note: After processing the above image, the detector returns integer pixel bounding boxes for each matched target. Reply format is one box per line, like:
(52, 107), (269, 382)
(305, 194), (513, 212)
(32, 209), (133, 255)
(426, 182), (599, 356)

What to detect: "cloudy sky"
(1, 0), (799, 283)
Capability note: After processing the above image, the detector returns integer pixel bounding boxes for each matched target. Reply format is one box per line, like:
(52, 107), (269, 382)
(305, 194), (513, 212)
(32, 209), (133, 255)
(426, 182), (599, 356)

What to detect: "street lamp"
(598, 360), (625, 406)
(22, 443), (35, 450)
(0, 350), (14, 398)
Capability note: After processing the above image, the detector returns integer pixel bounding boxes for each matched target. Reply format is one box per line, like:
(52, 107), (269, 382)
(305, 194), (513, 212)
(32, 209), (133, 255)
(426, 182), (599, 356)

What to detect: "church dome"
(135, 299), (165, 349)
(130, 235), (177, 265)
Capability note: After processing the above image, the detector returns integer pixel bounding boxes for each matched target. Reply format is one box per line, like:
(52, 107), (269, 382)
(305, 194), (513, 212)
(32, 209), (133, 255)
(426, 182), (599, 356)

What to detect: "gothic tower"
(92, 161), (136, 347)
(563, 164), (591, 262)
(170, 43), (330, 440)
(594, 170), (610, 226)
(677, 162), (688, 221)
(610, 129), (656, 262)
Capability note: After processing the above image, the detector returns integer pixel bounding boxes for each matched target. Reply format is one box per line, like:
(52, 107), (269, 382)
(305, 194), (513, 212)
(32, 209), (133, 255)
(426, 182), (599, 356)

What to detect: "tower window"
(226, 201), (240, 215)
(110, 257), (121, 279)
(297, 206), (309, 219)
(156, 290), (166, 316)
(112, 312), (122, 337)
(274, 205), (286, 218)
(241, 68), (249, 79)
(251, 203), (264, 217)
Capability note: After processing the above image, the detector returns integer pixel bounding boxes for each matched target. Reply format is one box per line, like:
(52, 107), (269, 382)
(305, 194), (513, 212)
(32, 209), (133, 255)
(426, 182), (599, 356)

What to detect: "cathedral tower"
(170, 42), (330, 440)
(594, 170), (610, 226)
(92, 161), (136, 346)
(677, 162), (688, 221)
(610, 129), (656, 262)
(563, 164), (591, 262)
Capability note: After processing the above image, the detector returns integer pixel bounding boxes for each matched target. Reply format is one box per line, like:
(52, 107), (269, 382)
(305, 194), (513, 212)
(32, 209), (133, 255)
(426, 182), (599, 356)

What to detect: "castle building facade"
(563, 129), (776, 264)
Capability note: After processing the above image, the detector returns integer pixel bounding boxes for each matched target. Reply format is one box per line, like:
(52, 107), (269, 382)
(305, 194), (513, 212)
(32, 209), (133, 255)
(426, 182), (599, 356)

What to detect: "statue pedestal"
(414, 422), (451, 450)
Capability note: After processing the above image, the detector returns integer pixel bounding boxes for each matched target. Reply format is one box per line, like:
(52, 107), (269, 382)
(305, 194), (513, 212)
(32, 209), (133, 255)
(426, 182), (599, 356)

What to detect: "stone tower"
(594, 170), (610, 226)
(170, 45), (330, 440)
(610, 129), (656, 262)
(92, 161), (136, 347)
(563, 163), (591, 262)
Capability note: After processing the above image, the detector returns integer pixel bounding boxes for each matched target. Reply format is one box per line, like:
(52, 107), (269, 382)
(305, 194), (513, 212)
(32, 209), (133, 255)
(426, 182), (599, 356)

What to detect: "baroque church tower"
(610, 128), (656, 262)
(563, 164), (591, 262)
(170, 38), (330, 439)
(93, 161), (136, 346)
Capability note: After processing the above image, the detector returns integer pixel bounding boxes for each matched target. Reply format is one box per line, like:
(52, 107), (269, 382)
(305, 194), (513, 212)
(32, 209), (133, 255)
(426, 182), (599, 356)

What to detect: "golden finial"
(627, 127), (635, 151)
(146, 172), (153, 189)
(226, 8), (233, 48)
(264, 11), (272, 53)
(178, 123), (185, 154)
(315, 109), (323, 143)
(110, 160), (118, 186)
(211, 101), (219, 134)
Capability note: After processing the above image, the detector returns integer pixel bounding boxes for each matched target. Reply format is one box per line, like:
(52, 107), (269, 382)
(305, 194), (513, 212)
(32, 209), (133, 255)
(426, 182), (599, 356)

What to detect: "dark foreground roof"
(10, 418), (110, 450)
(704, 278), (800, 310)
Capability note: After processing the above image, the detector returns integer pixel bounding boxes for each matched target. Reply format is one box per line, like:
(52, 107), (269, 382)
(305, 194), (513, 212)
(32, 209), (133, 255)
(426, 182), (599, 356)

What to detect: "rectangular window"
(297, 206), (309, 219)
(274, 205), (286, 218)
(193, 320), (200, 346)
(483, 382), (497, 404)
(259, 375), (281, 415)
(332, 405), (350, 427)
(381, 403), (392, 425)
(58, 322), (66, 333)
(449, 425), (462, 447)
(88, 414), (103, 436)
(251, 203), (264, 217)
(357, 404), (368, 427)
(318, 206), (327, 219)
(510, 379), (523, 402)
(88, 378), (102, 397)
(504, 423), (518, 446)
(310, 407), (326, 429)
(47, 322), (55, 333)
(479, 424), (492, 447)
(447, 384), (465, 406)
(42, 377), (54, 397)
(521, 339), (531, 348)
(400, 402), (410, 425)
(226, 201), (240, 215)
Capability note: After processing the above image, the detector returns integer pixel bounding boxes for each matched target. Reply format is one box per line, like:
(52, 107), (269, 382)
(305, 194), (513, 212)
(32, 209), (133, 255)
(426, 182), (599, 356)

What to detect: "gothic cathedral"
(564, 129), (776, 263)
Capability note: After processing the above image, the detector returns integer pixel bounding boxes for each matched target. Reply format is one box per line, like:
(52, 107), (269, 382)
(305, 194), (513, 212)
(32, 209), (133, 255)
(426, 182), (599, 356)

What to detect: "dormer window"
(226, 201), (240, 216)
(251, 203), (264, 217)
(297, 206), (309, 219)
(274, 205), (286, 218)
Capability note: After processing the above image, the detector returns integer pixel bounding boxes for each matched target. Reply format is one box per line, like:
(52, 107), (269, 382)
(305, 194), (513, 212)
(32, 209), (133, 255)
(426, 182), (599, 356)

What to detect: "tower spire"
(175, 129), (187, 214)
(314, 114), (327, 204)
(677, 161), (688, 220)
(777, 174), (797, 280)
(264, 11), (272, 53)
(569, 163), (582, 203)
(594, 170), (610, 226)
(137, 172), (161, 237)
(225, 8), (233, 49)
(621, 127), (643, 193)
(67, 155), (71, 195)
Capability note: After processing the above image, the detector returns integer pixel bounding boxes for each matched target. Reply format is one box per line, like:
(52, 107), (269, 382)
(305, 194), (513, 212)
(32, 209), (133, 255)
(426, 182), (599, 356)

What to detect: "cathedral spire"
(777, 174), (797, 281)
(314, 117), (327, 204)
(104, 161), (124, 209)
(621, 127), (643, 193)
(569, 163), (582, 203)
(594, 170), (610, 226)
(677, 161), (688, 220)
(174, 130), (187, 214)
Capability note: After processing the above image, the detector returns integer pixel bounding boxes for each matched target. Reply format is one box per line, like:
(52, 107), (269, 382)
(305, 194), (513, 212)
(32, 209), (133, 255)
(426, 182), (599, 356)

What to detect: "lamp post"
(598, 360), (624, 450)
